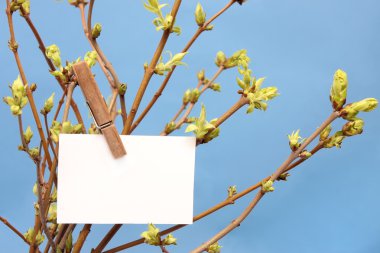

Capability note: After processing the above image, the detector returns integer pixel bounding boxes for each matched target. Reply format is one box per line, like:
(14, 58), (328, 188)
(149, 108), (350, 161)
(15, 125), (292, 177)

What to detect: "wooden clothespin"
(72, 61), (127, 158)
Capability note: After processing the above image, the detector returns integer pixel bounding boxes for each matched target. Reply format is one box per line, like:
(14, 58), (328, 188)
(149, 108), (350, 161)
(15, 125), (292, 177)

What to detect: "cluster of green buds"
(140, 223), (177, 246)
(9, 0), (30, 16)
(287, 129), (304, 151)
(46, 44), (95, 82)
(215, 49), (250, 70)
(24, 228), (44, 246)
(227, 185), (237, 198)
(183, 88), (200, 104)
(92, 23), (102, 39)
(207, 241), (222, 253)
(3, 76), (28, 116)
(50, 121), (82, 143)
(236, 69), (279, 113)
(40, 93), (55, 115)
(84, 51), (98, 68)
(322, 69), (378, 148)
(261, 180), (274, 193)
(154, 52), (188, 75)
(144, 0), (181, 35)
(185, 105), (219, 142)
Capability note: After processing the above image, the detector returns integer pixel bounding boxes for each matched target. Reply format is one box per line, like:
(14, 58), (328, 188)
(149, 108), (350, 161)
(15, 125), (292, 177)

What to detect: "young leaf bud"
(195, 2), (206, 27)
(141, 223), (161, 246)
(118, 83), (127, 95)
(227, 185), (237, 198)
(162, 234), (177, 246)
(319, 124), (332, 141)
(23, 126), (33, 144)
(323, 131), (345, 148)
(215, 51), (226, 67)
(197, 69), (205, 81)
(183, 89), (191, 104)
(207, 241), (222, 253)
(165, 121), (177, 134)
(91, 23), (102, 39)
(262, 180), (275, 193)
(288, 129), (302, 151)
(330, 69), (348, 111)
(84, 51), (98, 68)
(342, 119), (364, 136)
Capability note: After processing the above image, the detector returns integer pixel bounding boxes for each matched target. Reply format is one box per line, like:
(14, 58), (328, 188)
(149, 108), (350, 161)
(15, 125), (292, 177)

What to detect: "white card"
(57, 134), (196, 224)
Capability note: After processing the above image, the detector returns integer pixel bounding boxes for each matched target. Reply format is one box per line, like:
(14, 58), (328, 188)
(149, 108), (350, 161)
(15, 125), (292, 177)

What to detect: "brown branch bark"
(72, 224), (92, 253)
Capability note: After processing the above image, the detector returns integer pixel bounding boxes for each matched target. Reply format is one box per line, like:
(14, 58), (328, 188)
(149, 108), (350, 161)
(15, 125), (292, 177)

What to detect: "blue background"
(1, 0), (379, 252)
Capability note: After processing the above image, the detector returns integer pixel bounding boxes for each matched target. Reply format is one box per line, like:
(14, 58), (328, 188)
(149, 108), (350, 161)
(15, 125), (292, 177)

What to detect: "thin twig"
(62, 82), (76, 122)
(129, 0), (236, 133)
(5, 0), (52, 169)
(91, 224), (122, 253)
(191, 112), (340, 253)
(103, 143), (324, 253)
(22, 13), (85, 128)
(0, 216), (30, 245)
(122, 0), (183, 134)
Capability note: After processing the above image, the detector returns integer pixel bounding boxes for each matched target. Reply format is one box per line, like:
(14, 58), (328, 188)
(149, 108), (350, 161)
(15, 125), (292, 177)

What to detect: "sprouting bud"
(207, 241), (222, 253)
(186, 117), (196, 123)
(62, 121), (73, 134)
(330, 69), (348, 111)
(215, 51), (226, 67)
(319, 124), (332, 141)
(41, 92), (55, 115)
(185, 104), (216, 139)
(183, 89), (191, 104)
(28, 147), (39, 159)
(224, 49), (250, 69)
(323, 131), (345, 148)
(299, 150), (312, 159)
(342, 119), (364, 136)
(154, 52), (188, 75)
(287, 129), (303, 151)
(341, 98), (378, 121)
(204, 25), (214, 31)
(261, 180), (275, 192)
(209, 83), (221, 92)
(189, 88), (200, 103)
(197, 69), (205, 81)
(91, 23), (102, 39)
(30, 83), (37, 92)
(45, 44), (62, 68)
(165, 121), (177, 134)
(51, 187), (57, 202)
(84, 51), (98, 68)
(24, 228), (45, 246)
(11, 75), (26, 99)
(162, 234), (177, 246)
(141, 223), (161, 246)
(118, 83), (127, 95)
(23, 126), (33, 144)
(277, 173), (290, 181)
(227, 185), (237, 198)
(195, 2), (206, 27)
(203, 127), (220, 143)
(32, 182), (38, 196)
(47, 203), (57, 223)
(89, 123), (99, 134)
(50, 121), (61, 143)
